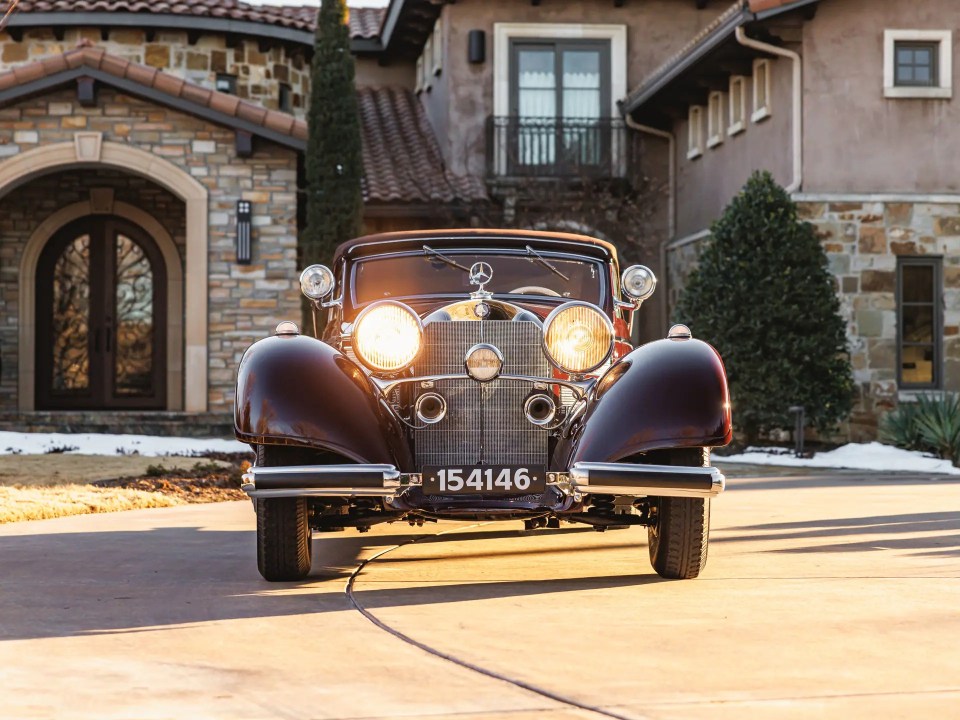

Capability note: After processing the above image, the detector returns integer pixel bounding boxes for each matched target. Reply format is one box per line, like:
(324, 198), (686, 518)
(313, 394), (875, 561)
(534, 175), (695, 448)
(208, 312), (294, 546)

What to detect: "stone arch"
(19, 202), (185, 411)
(0, 140), (208, 412)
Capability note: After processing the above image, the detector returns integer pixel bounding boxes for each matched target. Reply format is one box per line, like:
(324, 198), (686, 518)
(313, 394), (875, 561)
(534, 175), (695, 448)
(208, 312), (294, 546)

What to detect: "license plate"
(422, 465), (547, 495)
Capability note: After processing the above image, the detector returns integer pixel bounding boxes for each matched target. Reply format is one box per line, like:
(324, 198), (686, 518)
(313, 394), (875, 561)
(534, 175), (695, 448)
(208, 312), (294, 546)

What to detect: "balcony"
(486, 116), (631, 181)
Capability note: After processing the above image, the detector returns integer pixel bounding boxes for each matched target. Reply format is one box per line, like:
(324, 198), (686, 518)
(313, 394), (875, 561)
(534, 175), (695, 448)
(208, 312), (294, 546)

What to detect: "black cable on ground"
(344, 526), (640, 720)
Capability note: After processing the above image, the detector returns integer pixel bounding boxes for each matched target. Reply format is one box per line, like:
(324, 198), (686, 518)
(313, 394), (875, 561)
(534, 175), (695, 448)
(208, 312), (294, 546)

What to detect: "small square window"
(707, 91), (725, 148)
(216, 74), (237, 95)
(728, 76), (746, 135)
(751, 59), (771, 122)
(687, 105), (704, 160)
(279, 83), (292, 113)
(895, 42), (939, 86)
(884, 30), (952, 99)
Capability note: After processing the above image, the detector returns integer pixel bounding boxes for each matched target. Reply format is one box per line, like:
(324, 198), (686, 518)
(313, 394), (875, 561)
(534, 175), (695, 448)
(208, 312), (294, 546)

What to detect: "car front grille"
(412, 320), (551, 470)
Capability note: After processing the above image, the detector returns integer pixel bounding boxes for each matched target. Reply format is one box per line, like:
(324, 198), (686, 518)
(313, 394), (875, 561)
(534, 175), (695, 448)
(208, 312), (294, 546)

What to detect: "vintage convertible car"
(235, 229), (732, 582)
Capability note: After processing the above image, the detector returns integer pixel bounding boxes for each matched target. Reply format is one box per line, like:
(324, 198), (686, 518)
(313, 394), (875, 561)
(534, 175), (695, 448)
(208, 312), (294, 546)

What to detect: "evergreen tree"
(676, 171), (855, 441)
(303, 0), (363, 269)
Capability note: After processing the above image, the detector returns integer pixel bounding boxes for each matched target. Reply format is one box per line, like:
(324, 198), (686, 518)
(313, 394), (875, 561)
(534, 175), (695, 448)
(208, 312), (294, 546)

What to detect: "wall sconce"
(236, 200), (252, 264)
(468, 30), (485, 64)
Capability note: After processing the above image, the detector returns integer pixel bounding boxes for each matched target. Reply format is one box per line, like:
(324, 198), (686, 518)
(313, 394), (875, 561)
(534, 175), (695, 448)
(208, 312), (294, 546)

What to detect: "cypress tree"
(676, 171), (855, 442)
(303, 0), (363, 269)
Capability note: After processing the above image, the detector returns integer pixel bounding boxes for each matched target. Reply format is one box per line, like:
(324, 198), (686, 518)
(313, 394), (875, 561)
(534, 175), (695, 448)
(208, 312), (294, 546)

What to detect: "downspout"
(734, 25), (803, 192)
(623, 115), (675, 336)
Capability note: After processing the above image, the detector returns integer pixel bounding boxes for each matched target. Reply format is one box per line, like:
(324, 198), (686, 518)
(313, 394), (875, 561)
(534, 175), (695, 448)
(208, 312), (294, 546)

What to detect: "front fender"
(234, 334), (412, 468)
(558, 338), (732, 466)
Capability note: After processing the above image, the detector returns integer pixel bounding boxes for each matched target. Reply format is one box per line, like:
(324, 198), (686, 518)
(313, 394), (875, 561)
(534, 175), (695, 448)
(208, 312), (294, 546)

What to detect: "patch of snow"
(0, 432), (251, 457)
(715, 441), (960, 475)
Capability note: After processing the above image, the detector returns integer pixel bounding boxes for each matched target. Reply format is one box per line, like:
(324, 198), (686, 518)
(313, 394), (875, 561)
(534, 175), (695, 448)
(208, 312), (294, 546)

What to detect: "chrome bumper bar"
(242, 462), (723, 500)
(241, 464), (402, 499)
(568, 462), (725, 498)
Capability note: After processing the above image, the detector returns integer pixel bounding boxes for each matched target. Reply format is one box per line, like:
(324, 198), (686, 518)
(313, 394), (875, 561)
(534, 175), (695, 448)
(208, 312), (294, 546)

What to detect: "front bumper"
(241, 462), (724, 500)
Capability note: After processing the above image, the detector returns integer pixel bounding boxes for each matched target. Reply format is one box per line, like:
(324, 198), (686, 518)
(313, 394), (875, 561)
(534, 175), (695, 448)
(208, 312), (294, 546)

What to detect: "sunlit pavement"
(0, 466), (958, 720)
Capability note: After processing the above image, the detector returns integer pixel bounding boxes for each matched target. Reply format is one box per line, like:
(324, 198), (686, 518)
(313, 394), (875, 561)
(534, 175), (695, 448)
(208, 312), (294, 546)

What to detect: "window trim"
(687, 105), (705, 160)
(707, 91), (725, 148)
(493, 23), (628, 118)
(728, 75), (747, 135)
(884, 29), (952, 99)
(432, 19), (443, 76)
(751, 59), (771, 122)
(896, 256), (943, 390)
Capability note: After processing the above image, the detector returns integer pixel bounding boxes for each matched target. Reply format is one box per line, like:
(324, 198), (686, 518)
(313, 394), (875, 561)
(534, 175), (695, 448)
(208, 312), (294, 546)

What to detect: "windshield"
(352, 251), (606, 306)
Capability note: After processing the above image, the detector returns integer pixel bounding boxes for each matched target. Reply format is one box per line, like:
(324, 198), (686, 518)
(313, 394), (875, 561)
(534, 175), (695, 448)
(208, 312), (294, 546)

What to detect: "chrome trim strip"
(373, 372), (594, 398)
(568, 462), (725, 498)
(241, 464), (404, 498)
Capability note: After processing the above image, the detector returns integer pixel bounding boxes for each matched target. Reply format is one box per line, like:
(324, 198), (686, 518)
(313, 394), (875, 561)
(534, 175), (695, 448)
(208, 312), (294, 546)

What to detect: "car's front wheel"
(255, 445), (312, 582)
(647, 447), (711, 580)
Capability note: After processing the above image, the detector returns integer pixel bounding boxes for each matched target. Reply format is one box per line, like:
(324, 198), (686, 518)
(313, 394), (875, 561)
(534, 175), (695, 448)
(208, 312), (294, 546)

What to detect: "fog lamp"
(464, 343), (503, 382)
(543, 302), (614, 375)
(353, 301), (422, 373)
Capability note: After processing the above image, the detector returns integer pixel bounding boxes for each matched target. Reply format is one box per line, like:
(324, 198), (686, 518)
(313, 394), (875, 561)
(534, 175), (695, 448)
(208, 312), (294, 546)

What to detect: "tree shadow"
(715, 511), (960, 557)
(727, 474), (960, 492)
(0, 523), (657, 642)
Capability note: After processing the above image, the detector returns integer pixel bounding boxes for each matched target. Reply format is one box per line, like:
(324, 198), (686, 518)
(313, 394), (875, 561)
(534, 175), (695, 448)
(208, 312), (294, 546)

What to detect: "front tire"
(255, 446), (312, 582)
(647, 447), (711, 580)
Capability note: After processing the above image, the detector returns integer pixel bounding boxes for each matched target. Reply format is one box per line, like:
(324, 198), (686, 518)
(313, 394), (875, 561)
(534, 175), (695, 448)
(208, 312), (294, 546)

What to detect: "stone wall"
(664, 199), (960, 439)
(0, 28), (310, 118)
(0, 87), (301, 412)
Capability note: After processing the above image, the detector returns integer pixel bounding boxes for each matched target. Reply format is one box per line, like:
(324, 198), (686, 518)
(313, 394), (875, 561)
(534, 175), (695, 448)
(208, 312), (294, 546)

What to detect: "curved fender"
(234, 334), (412, 468)
(557, 338), (732, 467)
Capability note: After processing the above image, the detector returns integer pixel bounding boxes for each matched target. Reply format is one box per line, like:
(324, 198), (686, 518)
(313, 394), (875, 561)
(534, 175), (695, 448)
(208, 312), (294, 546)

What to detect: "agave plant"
(879, 401), (923, 452)
(912, 393), (960, 465)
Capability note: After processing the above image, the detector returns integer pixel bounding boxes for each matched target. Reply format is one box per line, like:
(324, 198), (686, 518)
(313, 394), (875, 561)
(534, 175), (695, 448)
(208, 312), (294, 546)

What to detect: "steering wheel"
(508, 285), (562, 297)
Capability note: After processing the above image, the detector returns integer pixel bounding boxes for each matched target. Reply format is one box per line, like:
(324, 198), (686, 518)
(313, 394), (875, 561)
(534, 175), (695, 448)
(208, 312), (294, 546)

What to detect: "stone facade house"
(1, 0), (949, 436)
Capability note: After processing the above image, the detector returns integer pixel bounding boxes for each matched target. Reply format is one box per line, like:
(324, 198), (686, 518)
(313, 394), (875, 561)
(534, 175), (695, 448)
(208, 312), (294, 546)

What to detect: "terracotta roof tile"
(358, 86), (487, 205)
(14, 1), (386, 39)
(0, 46), (306, 146)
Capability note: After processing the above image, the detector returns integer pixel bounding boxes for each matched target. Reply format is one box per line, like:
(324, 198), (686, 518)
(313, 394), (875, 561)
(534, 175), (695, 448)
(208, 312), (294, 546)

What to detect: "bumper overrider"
(241, 462), (725, 500)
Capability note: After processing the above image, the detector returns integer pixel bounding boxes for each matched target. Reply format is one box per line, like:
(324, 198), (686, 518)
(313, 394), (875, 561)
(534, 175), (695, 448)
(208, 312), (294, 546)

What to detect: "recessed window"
(279, 83), (292, 113)
(898, 257), (942, 389)
(215, 74), (237, 95)
(885, 30), (952, 99)
(432, 20), (443, 75)
(707, 91), (725, 148)
(751, 59), (771, 122)
(687, 105), (704, 160)
(728, 75), (746, 135)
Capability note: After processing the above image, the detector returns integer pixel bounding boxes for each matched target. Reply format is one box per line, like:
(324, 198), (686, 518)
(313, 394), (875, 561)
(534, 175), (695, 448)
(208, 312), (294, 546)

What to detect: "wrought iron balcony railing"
(486, 116), (630, 180)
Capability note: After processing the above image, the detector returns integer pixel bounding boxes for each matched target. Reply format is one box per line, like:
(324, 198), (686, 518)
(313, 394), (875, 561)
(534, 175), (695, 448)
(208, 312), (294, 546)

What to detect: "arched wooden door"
(35, 216), (167, 410)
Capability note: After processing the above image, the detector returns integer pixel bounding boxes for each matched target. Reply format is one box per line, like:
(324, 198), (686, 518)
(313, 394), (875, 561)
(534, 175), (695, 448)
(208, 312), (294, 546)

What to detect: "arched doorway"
(35, 216), (168, 410)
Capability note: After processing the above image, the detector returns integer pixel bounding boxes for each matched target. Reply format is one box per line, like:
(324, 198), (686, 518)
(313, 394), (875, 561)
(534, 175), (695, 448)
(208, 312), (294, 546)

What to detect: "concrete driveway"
(0, 467), (958, 720)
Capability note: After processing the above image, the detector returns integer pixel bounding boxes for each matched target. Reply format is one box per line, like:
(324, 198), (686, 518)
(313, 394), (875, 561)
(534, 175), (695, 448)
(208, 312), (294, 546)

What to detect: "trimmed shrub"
(676, 171), (855, 442)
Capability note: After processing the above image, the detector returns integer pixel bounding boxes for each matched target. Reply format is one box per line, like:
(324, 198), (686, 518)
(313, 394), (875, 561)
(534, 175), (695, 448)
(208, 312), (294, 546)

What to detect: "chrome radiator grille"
(412, 321), (550, 470)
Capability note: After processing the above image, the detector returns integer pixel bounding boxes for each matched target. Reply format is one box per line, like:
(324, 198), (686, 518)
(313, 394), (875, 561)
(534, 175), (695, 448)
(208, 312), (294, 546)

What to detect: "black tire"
(255, 446), (312, 582)
(647, 447), (711, 580)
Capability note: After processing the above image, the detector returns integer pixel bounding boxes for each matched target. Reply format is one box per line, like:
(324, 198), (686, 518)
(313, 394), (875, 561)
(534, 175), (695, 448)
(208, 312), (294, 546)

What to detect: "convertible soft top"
(333, 228), (620, 266)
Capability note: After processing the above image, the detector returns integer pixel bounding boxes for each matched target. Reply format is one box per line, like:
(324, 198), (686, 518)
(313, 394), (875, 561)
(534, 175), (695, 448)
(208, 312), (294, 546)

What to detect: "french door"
(36, 216), (167, 410)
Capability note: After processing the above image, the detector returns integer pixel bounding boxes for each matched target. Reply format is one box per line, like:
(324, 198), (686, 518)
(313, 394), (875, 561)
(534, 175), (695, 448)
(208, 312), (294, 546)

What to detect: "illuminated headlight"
(621, 264), (657, 301)
(353, 301), (422, 372)
(542, 301), (614, 375)
(300, 264), (335, 300)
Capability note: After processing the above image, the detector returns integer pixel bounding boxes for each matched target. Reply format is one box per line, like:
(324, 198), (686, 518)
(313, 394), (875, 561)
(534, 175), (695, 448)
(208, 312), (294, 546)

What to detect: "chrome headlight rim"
(541, 300), (615, 376)
(621, 264), (657, 302)
(352, 300), (424, 373)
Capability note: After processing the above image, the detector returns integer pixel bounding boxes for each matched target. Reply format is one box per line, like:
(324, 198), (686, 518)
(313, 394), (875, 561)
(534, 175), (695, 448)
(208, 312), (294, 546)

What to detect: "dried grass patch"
(0, 485), (182, 523)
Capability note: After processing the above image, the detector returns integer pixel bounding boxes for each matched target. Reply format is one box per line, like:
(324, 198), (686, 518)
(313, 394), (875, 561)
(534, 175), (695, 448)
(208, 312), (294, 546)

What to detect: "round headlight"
(353, 301), (422, 373)
(300, 264), (335, 300)
(542, 301), (614, 375)
(621, 264), (657, 301)
(464, 343), (503, 382)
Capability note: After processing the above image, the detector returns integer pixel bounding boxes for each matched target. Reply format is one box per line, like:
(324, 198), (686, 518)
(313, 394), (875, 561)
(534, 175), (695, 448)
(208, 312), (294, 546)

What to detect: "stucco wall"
(0, 27), (310, 118)
(0, 87), (300, 412)
(673, 56), (795, 238)
(802, 0), (960, 194)
(431, 0), (729, 177)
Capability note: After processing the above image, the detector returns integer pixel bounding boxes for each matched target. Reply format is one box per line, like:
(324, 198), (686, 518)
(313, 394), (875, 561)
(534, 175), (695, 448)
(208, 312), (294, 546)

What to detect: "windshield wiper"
(423, 245), (471, 272)
(525, 245), (569, 282)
